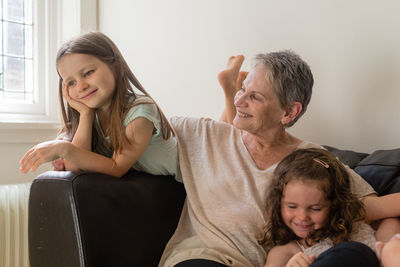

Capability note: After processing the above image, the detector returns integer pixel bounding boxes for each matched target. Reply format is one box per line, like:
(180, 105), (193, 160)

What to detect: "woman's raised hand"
(62, 82), (93, 115)
(19, 140), (70, 173)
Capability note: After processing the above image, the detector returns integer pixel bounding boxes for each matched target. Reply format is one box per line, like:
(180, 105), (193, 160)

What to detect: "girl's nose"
(77, 79), (89, 91)
(296, 209), (309, 221)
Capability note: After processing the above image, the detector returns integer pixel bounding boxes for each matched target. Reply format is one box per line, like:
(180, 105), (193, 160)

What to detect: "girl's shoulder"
(124, 95), (160, 129)
(131, 95), (154, 105)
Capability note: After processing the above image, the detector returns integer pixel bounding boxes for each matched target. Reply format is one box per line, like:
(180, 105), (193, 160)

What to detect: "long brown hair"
(258, 148), (365, 251)
(56, 32), (173, 154)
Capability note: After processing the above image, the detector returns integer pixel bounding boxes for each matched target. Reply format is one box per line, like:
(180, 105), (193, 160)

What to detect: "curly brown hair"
(258, 148), (365, 251)
(56, 32), (173, 154)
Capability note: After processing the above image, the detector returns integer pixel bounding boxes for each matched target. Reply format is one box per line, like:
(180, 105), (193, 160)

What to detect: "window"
(0, 0), (97, 124)
(0, 0), (57, 122)
(0, 0), (34, 105)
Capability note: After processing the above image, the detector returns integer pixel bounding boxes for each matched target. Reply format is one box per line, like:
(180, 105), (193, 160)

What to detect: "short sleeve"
(124, 103), (161, 135)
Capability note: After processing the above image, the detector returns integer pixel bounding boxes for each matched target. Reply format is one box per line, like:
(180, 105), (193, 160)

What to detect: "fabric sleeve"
(346, 165), (376, 198)
(124, 103), (161, 135)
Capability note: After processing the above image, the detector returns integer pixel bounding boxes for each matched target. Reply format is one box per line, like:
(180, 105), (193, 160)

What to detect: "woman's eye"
(287, 204), (297, 209)
(250, 94), (259, 101)
(310, 207), (321, 211)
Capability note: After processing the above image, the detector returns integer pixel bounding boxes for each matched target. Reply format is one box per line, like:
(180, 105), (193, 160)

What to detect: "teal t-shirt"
(93, 96), (181, 182)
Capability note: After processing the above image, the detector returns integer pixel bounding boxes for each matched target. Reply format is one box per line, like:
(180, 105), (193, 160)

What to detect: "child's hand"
(52, 158), (65, 171)
(375, 233), (400, 261)
(62, 82), (93, 115)
(19, 140), (70, 173)
(285, 252), (315, 267)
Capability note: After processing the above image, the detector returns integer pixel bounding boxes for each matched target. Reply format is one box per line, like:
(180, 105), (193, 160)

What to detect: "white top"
(297, 222), (376, 258)
(159, 117), (375, 267)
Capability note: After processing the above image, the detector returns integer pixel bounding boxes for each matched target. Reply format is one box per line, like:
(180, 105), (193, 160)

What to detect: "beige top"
(159, 117), (375, 267)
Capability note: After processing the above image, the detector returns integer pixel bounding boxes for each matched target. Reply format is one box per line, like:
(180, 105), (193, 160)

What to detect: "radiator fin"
(0, 183), (31, 267)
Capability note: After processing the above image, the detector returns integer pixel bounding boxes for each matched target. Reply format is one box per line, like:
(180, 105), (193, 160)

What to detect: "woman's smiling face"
(232, 65), (286, 134)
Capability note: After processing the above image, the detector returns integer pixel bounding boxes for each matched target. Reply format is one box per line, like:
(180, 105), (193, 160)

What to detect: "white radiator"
(0, 183), (30, 267)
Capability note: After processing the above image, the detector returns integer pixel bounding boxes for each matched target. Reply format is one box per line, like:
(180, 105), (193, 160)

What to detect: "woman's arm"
(363, 193), (400, 221)
(362, 194), (400, 242)
(20, 117), (154, 178)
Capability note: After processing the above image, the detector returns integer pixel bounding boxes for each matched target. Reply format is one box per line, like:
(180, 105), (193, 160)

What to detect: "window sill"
(0, 121), (61, 144)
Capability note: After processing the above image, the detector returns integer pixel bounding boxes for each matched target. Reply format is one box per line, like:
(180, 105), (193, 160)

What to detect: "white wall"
(99, 0), (400, 153)
(0, 124), (59, 185)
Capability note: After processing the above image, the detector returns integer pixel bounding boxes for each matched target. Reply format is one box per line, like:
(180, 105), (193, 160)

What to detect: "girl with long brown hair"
(20, 32), (180, 180)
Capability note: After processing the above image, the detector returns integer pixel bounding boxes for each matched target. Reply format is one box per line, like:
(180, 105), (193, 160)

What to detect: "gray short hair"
(254, 50), (313, 127)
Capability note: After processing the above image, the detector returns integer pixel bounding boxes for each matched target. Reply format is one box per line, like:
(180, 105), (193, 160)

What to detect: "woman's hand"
(285, 252), (315, 267)
(62, 82), (93, 116)
(19, 140), (70, 173)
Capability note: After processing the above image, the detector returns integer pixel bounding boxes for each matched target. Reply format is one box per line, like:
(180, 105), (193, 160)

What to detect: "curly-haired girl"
(258, 148), (378, 267)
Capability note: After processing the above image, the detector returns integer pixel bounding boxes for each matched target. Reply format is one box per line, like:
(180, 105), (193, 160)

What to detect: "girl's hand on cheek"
(19, 140), (70, 173)
(62, 82), (93, 116)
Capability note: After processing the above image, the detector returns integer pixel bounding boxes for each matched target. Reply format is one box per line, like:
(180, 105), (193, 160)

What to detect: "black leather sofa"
(28, 146), (400, 267)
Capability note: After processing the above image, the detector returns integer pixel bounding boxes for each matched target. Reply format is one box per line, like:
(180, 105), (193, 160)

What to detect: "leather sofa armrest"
(29, 170), (186, 267)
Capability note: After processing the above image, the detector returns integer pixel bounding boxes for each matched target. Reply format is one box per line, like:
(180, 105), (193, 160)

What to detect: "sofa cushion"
(354, 148), (400, 196)
(324, 145), (369, 169)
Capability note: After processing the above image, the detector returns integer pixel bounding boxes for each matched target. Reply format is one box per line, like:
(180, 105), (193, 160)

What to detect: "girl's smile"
(80, 89), (98, 100)
(281, 179), (330, 240)
(57, 53), (116, 112)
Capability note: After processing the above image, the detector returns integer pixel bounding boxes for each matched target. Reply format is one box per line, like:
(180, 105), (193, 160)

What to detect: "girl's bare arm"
(20, 117), (154, 178)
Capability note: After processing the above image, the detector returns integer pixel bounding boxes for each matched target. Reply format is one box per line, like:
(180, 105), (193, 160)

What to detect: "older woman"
(159, 51), (388, 267)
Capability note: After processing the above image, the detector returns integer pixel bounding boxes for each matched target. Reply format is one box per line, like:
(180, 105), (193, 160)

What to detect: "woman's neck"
(241, 129), (302, 170)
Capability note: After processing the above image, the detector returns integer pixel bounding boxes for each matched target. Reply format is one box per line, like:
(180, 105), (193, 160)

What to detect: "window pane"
(4, 56), (24, 91)
(1, 0), (35, 106)
(24, 0), (33, 25)
(4, 21), (25, 57)
(4, 0), (24, 23)
(4, 91), (30, 104)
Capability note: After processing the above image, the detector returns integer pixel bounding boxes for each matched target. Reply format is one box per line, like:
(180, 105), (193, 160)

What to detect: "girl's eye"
(287, 204), (297, 209)
(67, 80), (76, 87)
(310, 207), (321, 211)
(84, 70), (94, 77)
